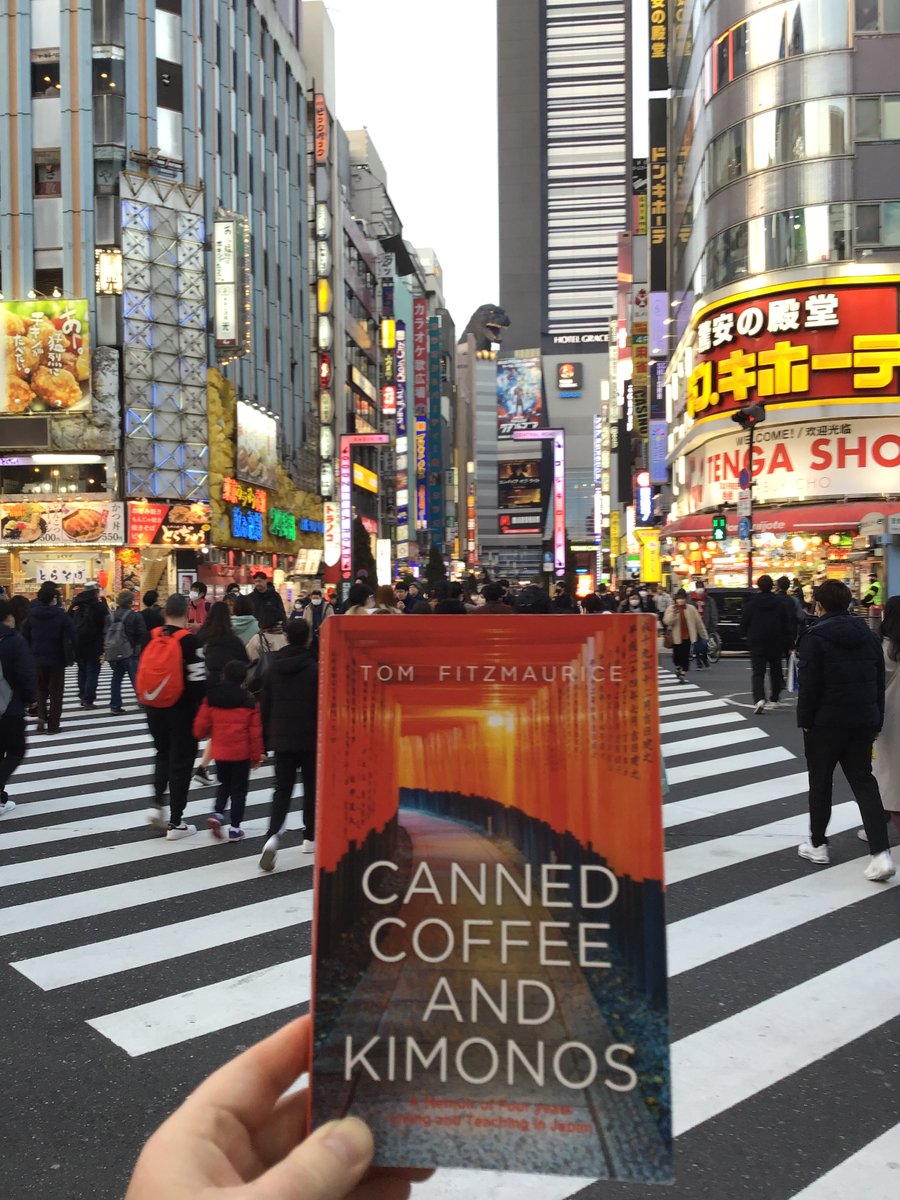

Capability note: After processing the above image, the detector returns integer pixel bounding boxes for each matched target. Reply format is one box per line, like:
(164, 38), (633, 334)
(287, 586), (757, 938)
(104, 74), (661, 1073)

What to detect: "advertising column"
(412, 298), (429, 551)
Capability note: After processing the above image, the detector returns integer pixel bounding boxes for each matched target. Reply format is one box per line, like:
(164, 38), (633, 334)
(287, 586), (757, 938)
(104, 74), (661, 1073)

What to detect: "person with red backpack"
(136, 592), (206, 839)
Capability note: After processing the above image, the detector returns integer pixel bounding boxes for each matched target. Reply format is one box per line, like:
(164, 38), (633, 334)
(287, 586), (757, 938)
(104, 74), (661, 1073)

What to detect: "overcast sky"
(324, 1), (648, 334)
(325, 0), (499, 335)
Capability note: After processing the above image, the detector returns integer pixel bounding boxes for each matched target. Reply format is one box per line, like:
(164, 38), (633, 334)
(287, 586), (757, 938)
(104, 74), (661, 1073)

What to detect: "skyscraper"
(497, 0), (630, 353)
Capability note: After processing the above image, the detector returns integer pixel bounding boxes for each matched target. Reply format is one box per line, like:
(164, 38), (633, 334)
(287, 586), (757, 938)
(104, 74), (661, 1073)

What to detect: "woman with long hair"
(373, 585), (403, 615)
(194, 602), (249, 784)
(869, 595), (900, 840)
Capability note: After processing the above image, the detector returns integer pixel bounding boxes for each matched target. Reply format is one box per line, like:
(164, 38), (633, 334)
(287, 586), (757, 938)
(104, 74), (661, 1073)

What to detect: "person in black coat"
(22, 581), (75, 732)
(739, 574), (794, 713)
(796, 579), (894, 880)
(258, 619), (318, 872)
(0, 598), (38, 814)
(249, 572), (286, 627)
(141, 590), (164, 634)
(69, 582), (108, 708)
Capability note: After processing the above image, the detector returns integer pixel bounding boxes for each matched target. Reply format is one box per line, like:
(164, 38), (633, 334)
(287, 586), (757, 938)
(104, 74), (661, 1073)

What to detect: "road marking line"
(785, 1121), (900, 1199)
(663, 772), (810, 828)
(87, 956), (312, 1056)
(652, 699), (729, 716)
(666, 745), (794, 785)
(668, 857), (898, 976)
(14, 894), (313, 990)
(671, 941), (900, 1135)
(659, 712), (745, 734)
(662, 727), (767, 759)
(21, 733), (151, 761)
(0, 846), (309, 937)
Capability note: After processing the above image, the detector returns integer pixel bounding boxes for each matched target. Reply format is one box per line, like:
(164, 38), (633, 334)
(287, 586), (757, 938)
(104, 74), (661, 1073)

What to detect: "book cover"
(310, 615), (671, 1184)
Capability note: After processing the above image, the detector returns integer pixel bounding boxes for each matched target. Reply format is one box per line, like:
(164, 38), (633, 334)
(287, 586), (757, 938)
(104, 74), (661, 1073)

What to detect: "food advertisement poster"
(311, 617), (671, 1182)
(496, 357), (544, 439)
(127, 501), (211, 547)
(497, 459), (542, 510)
(0, 500), (124, 546)
(0, 299), (91, 415)
(236, 399), (277, 489)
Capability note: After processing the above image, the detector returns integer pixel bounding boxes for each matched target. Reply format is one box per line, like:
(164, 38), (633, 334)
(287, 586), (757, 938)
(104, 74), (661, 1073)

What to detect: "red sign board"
(412, 297), (428, 418)
(314, 94), (329, 164)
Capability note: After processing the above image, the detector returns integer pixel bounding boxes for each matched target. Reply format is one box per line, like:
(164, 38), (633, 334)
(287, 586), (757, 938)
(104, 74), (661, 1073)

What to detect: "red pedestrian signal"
(731, 402), (766, 430)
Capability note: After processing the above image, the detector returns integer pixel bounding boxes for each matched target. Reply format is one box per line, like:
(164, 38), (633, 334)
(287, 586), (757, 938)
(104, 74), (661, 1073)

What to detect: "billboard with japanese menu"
(0, 299), (91, 415)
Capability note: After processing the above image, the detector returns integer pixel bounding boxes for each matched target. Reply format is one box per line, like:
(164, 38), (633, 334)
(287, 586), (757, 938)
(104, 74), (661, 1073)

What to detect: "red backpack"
(135, 627), (190, 708)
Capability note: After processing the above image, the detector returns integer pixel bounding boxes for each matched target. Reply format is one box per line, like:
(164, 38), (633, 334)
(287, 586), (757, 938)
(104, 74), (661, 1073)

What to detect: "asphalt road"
(0, 660), (898, 1200)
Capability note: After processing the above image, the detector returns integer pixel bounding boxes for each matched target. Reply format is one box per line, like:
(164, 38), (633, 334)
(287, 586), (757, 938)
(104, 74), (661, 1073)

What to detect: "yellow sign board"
(353, 462), (379, 494)
(634, 527), (661, 583)
(609, 510), (621, 555)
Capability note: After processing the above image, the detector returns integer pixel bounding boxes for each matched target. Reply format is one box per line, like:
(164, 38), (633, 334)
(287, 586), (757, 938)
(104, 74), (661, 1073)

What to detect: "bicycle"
(692, 630), (721, 667)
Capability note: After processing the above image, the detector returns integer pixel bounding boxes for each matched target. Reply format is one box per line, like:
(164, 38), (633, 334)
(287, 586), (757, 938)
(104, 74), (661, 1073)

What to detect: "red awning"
(662, 501), (900, 538)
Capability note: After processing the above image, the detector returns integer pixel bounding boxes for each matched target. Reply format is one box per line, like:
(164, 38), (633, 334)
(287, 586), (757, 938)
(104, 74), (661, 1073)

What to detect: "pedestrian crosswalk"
(1, 666), (897, 1198)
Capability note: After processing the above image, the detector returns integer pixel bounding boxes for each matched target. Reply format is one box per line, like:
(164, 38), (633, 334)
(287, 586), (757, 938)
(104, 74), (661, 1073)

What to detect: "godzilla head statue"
(458, 304), (511, 360)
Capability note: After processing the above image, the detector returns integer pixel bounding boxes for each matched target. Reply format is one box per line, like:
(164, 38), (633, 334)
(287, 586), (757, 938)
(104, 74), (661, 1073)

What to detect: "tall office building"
(497, 0), (630, 353)
(664, 1), (900, 593)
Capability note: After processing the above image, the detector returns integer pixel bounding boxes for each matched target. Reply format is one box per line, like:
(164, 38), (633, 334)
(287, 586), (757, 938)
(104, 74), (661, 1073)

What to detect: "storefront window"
(1, 463), (108, 496)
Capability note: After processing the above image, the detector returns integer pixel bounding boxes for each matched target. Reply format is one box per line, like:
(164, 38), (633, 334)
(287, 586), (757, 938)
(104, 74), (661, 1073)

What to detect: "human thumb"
(250, 1116), (375, 1200)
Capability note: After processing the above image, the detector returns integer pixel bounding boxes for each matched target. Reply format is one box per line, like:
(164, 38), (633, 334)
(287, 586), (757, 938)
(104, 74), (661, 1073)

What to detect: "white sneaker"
(857, 828), (869, 842)
(146, 805), (169, 830)
(302, 839), (315, 854)
(754, 700), (766, 714)
(0, 799), (16, 816)
(798, 840), (830, 865)
(166, 823), (197, 841)
(864, 850), (896, 882)
(259, 834), (279, 872)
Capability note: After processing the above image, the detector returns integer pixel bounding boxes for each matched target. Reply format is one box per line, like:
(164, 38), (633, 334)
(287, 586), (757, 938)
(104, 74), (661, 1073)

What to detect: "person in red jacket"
(192, 659), (264, 842)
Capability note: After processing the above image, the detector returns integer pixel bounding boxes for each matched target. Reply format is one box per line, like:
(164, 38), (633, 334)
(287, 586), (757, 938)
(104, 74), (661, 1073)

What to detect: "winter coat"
(739, 590), (794, 650)
(688, 592), (719, 633)
(69, 591), (108, 660)
(873, 641), (900, 813)
(22, 602), (75, 668)
(246, 626), (287, 662)
(230, 613), (260, 646)
(302, 601), (335, 636)
(260, 645), (318, 753)
(249, 584), (286, 628)
(0, 624), (37, 716)
(192, 682), (263, 762)
(663, 602), (708, 646)
(141, 605), (164, 634)
(797, 612), (884, 731)
(199, 633), (249, 687)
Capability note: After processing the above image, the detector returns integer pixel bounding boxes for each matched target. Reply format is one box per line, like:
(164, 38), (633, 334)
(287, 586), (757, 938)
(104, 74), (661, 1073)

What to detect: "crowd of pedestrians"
(0, 570), (894, 884)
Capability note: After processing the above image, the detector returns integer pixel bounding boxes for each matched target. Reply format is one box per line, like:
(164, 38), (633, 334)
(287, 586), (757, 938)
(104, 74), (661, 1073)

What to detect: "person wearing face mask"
(688, 581), (719, 668)
(663, 589), (709, 682)
(187, 581), (210, 631)
(288, 597), (307, 620)
(302, 590), (335, 656)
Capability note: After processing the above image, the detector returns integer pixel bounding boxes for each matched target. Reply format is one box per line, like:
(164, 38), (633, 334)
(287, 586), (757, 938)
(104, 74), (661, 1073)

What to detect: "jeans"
(749, 644), (784, 703)
(804, 726), (890, 854)
(269, 749), (317, 840)
(145, 706), (198, 826)
(0, 713), (26, 793)
(214, 759), (251, 827)
(77, 658), (101, 705)
(109, 654), (138, 710)
(36, 664), (65, 731)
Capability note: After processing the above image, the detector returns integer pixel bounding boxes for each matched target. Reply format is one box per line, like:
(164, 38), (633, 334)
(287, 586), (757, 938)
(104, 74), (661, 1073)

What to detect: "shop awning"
(662, 501), (900, 538)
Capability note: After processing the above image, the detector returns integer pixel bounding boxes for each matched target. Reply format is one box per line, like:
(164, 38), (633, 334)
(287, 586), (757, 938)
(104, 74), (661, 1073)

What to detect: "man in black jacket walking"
(69, 581), (108, 708)
(23, 581), (74, 732)
(0, 598), (38, 815)
(258, 620), (318, 871)
(249, 572), (286, 628)
(797, 579), (894, 882)
(740, 574), (794, 713)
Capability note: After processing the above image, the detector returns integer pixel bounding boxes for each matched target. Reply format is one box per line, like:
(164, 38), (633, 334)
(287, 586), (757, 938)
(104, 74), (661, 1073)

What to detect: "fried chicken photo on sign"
(4, 374), (34, 413)
(0, 311), (26, 338)
(5, 335), (42, 380)
(31, 365), (82, 409)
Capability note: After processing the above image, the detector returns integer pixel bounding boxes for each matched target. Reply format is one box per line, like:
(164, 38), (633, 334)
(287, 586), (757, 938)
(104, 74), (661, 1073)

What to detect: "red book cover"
(310, 615), (671, 1183)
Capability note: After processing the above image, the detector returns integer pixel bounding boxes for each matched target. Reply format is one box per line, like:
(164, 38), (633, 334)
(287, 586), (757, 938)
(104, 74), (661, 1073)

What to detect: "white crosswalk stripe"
(2, 666), (895, 1196)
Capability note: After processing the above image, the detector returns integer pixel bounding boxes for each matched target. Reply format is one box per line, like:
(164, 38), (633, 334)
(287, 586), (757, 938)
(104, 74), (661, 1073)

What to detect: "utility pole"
(730, 402), (767, 588)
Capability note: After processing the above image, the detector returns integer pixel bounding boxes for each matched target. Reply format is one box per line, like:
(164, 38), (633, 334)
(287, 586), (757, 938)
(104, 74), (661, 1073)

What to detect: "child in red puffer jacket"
(192, 659), (264, 842)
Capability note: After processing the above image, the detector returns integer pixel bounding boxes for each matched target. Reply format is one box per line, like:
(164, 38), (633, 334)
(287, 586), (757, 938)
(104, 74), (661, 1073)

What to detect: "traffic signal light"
(731, 402), (766, 430)
(712, 514), (727, 541)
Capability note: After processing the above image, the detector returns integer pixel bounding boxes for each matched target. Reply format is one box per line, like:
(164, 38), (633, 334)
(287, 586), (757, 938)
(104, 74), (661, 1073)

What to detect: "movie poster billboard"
(497, 459), (542, 510)
(236, 399), (278, 489)
(496, 357), (544, 439)
(0, 299), (91, 415)
(311, 617), (671, 1183)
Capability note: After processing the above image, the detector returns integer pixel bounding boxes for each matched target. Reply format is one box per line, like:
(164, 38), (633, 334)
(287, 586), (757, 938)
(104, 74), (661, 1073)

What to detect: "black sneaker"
(192, 765), (211, 784)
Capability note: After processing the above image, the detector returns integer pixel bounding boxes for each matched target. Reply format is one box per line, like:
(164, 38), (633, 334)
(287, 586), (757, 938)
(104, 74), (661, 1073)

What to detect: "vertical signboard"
(648, 98), (668, 294)
(214, 214), (250, 359)
(631, 158), (647, 237)
(648, 0), (669, 92)
(427, 316), (444, 553)
(339, 434), (389, 581)
(413, 298), (429, 530)
(394, 321), (409, 563)
(631, 286), (649, 439)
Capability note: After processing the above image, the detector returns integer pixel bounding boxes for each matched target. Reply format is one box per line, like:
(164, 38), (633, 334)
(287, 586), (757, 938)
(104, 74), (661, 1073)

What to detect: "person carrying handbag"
(663, 589), (708, 683)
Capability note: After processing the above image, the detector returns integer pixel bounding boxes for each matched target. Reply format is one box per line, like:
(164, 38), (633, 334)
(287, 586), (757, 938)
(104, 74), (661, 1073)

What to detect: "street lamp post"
(730, 403), (766, 588)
